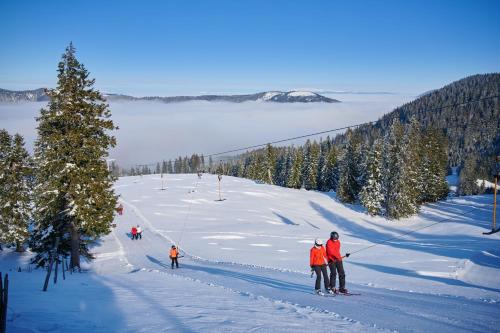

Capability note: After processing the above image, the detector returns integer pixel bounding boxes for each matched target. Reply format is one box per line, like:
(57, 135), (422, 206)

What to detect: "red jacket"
(310, 245), (327, 266)
(131, 227), (137, 235)
(326, 239), (342, 262)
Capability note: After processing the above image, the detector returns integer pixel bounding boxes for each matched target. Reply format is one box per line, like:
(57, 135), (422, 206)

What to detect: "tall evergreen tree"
(382, 120), (416, 219)
(32, 44), (117, 269)
(360, 139), (384, 215)
(304, 141), (320, 190)
(0, 132), (33, 251)
(264, 144), (276, 184)
(337, 131), (361, 203)
(421, 129), (449, 202)
(287, 149), (303, 189)
(319, 146), (338, 191)
(458, 157), (479, 195)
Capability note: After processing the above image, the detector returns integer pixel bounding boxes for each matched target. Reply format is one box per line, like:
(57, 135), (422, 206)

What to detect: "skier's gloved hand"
(345, 253), (350, 258)
(310, 266), (314, 272)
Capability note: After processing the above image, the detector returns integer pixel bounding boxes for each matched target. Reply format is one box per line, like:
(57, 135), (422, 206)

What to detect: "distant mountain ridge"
(0, 88), (339, 103)
(0, 88), (49, 102)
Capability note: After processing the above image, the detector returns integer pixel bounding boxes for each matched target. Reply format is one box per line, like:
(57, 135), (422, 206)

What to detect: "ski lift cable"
(133, 94), (500, 167)
(206, 94), (500, 159)
(347, 206), (480, 257)
(175, 176), (202, 254)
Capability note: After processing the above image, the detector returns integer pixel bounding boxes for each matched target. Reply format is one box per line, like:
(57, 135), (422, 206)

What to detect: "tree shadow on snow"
(309, 201), (500, 267)
(146, 255), (313, 296)
(349, 261), (500, 293)
(273, 212), (299, 226)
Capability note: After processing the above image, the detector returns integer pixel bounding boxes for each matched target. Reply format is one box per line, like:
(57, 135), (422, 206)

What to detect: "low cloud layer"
(0, 93), (414, 168)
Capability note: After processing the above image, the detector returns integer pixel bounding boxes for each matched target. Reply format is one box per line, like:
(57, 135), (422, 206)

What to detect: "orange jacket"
(170, 248), (178, 258)
(310, 245), (327, 266)
(326, 239), (342, 262)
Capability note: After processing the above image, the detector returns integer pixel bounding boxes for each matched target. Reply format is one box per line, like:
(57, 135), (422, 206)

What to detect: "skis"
(334, 291), (361, 296)
(313, 291), (336, 297)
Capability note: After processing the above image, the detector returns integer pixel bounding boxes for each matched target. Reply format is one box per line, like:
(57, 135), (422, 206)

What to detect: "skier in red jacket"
(326, 231), (350, 294)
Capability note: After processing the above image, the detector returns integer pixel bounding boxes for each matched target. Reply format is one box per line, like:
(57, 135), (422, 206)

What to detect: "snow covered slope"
(4, 174), (500, 332)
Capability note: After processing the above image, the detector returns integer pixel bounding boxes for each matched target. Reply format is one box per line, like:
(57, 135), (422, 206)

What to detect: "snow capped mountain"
(255, 91), (336, 103)
(0, 88), (340, 103)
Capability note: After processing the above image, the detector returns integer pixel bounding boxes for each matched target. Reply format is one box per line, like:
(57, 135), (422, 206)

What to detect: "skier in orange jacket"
(310, 238), (332, 295)
(170, 245), (179, 269)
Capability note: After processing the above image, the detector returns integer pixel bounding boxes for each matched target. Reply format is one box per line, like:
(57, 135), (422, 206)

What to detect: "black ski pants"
(312, 264), (329, 290)
(328, 260), (346, 289)
(171, 257), (179, 269)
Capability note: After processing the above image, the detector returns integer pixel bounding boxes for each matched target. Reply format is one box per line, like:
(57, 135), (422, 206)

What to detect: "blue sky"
(0, 0), (499, 96)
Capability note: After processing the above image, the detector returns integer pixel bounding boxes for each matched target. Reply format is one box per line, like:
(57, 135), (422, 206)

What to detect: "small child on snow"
(136, 225), (142, 239)
(170, 245), (179, 269)
(310, 238), (331, 295)
(131, 226), (137, 240)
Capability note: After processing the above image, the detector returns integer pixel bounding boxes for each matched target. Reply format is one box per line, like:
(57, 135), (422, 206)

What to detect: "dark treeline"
(125, 154), (210, 176)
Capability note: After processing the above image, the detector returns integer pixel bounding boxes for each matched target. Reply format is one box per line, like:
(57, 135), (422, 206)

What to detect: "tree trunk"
(69, 224), (80, 271)
(15, 242), (25, 253)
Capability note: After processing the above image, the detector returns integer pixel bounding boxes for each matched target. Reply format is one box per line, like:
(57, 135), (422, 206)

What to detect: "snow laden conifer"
(303, 140), (320, 190)
(264, 144), (277, 184)
(287, 149), (303, 189)
(337, 130), (361, 203)
(0, 131), (33, 251)
(32, 44), (117, 269)
(319, 146), (338, 191)
(405, 118), (424, 206)
(382, 120), (416, 219)
(420, 129), (449, 202)
(360, 139), (383, 215)
(458, 157), (479, 195)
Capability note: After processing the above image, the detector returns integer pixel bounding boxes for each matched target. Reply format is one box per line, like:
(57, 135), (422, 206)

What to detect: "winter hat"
(314, 238), (323, 246)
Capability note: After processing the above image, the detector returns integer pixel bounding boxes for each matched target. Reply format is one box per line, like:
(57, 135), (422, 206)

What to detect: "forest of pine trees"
(212, 118), (451, 219)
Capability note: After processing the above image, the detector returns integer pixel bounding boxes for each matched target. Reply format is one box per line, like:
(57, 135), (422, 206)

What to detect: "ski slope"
(6, 174), (500, 332)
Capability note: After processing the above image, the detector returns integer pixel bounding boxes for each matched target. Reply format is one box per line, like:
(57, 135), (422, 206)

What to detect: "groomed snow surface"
(5, 174), (500, 332)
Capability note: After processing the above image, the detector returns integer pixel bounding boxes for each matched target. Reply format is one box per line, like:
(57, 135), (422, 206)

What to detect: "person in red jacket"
(131, 226), (137, 240)
(310, 238), (332, 295)
(326, 231), (350, 293)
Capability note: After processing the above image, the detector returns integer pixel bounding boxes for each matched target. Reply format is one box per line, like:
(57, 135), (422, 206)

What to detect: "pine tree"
(337, 131), (361, 203)
(0, 132), (33, 251)
(421, 129), (449, 202)
(319, 146), (338, 191)
(304, 141), (320, 190)
(287, 149), (303, 189)
(264, 144), (276, 184)
(458, 157), (479, 195)
(382, 120), (416, 219)
(360, 139), (384, 215)
(32, 44), (117, 269)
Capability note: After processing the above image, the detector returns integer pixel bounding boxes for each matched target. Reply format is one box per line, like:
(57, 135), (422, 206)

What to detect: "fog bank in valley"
(0, 93), (414, 167)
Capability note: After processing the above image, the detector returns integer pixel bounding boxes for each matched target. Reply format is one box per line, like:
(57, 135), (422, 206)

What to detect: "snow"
(287, 91), (317, 97)
(4, 174), (500, 332)
(260, 91), (282, 101)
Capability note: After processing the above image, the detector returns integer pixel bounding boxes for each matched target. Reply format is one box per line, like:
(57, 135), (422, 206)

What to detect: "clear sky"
(0, 0), (499, 96)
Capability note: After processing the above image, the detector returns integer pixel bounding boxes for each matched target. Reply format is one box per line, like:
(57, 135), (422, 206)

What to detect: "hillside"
(338, 73), (500, 176)
(5, 174), (500, 332)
